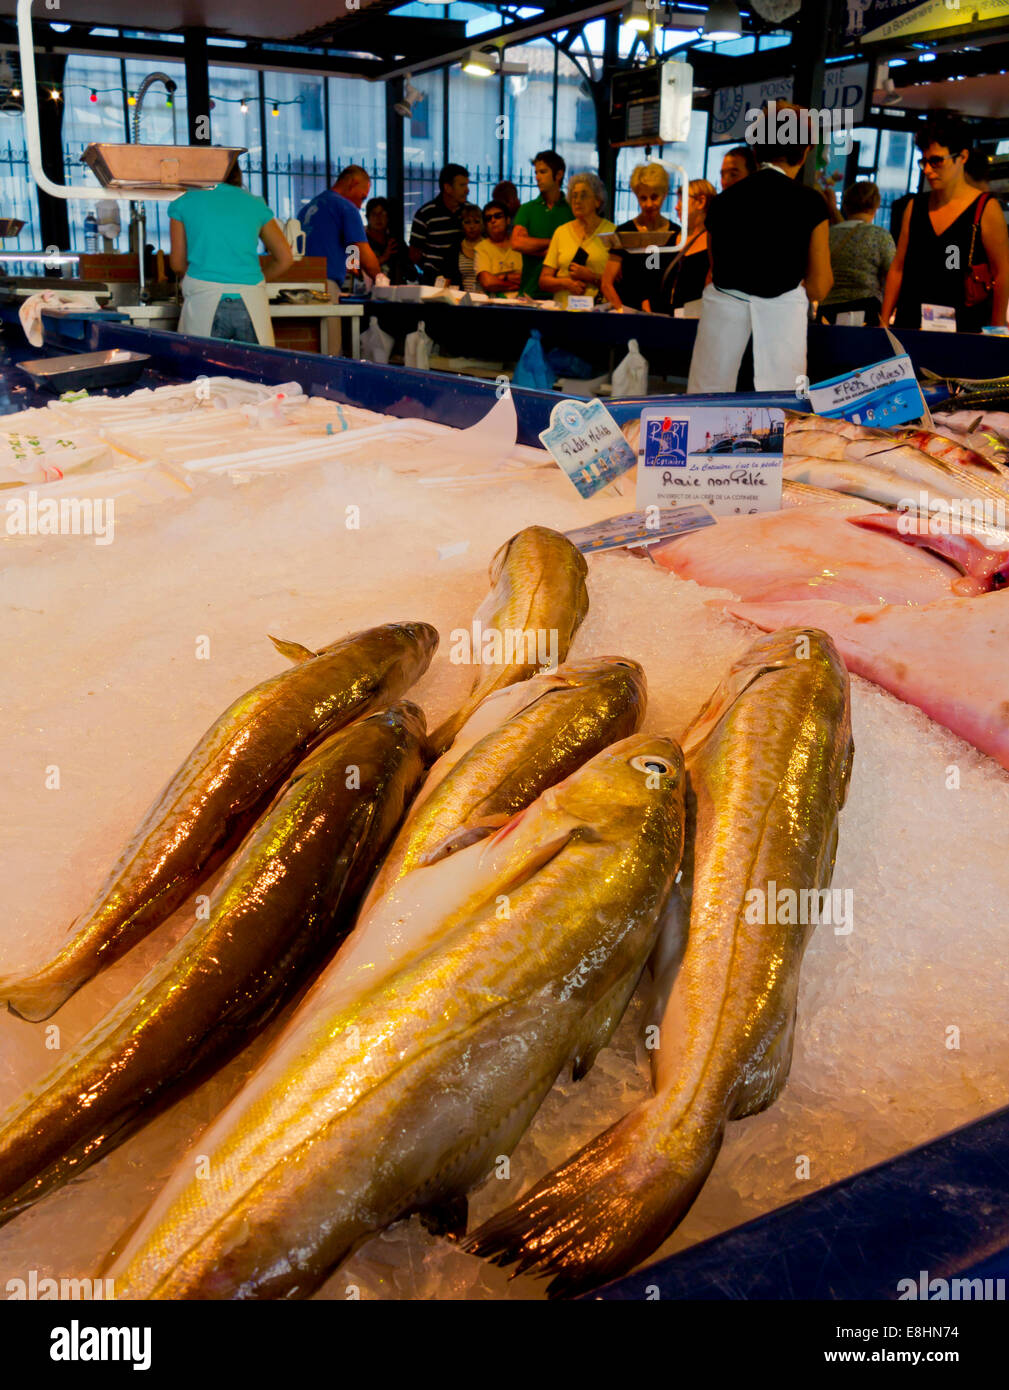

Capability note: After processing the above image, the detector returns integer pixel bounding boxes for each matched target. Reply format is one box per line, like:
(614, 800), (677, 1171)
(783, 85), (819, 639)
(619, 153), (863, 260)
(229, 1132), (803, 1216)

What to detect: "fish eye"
(615, 661), (635, 669)
(631, 755), (672, 775)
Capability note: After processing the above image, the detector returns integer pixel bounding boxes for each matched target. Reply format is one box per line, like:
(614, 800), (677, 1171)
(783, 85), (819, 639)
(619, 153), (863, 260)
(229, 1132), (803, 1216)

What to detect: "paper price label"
(808, 353), (926, 427)
(539, 398), (637, 499)
(636, 406), (783, 517)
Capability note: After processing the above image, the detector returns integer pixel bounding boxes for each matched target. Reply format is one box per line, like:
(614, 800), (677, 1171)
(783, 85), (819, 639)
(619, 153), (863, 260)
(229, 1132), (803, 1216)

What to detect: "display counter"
(1, 315), (1007, 1303)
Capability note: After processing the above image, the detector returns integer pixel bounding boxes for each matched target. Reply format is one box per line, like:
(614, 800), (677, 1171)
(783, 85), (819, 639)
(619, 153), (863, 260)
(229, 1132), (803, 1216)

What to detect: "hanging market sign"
(710, 62), (870, 145)
(845, 0), (1009, 43)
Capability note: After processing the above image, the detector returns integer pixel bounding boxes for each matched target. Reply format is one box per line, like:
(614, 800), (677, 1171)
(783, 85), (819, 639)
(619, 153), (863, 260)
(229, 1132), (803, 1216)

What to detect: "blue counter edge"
(18, 314), (1009, 1300)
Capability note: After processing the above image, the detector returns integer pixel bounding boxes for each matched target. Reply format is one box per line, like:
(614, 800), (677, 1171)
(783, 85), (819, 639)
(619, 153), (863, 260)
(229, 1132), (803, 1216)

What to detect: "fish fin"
(268, 634), (319, 664)
(570, 968), (644, 1083)
(731, 1006), (799, 1119)
(463, 1099), (723, 1298)
(642, 885), (690, 1045)
(418, 818), (509, 867)
(418, 1194), (469, 1240)
(429, 707), (470, 759)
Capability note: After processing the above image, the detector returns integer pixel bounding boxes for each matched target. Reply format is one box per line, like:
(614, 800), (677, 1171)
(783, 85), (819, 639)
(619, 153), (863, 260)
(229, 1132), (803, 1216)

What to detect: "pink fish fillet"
(723, 593), (1009, 770)
(849, 513), (1009, 594)
(651, 505), (961, 606)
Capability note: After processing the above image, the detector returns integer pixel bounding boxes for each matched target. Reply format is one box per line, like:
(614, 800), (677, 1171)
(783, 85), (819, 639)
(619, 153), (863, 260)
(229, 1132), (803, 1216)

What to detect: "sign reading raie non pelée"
(636, 406), (783, 516)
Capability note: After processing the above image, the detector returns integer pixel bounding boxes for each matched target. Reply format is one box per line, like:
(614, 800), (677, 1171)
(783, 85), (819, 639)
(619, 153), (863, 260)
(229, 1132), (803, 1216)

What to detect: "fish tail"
(1, 969), (78, 1023)
(463, 1098), (724, 1297)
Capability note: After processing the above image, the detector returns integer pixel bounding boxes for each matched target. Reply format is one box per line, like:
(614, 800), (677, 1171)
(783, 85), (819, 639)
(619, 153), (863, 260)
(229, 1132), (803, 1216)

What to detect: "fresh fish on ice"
(652, 505), (960, 606)
(724, 592), (1009, 770)
(0, 621), (438, 1021)
(364, 656), (646, 910)
(465, 629), (853, 1295)
(104, 736), (686, 1299)
(0, 704), (426, 1230)
(430, 526), (589, 754)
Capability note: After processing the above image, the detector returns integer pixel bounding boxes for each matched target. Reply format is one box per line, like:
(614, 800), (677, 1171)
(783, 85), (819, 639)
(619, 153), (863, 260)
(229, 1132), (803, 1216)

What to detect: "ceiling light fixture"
(462, 47), (496, 77)
(622, 0), (652, 33)
(703, 1), (743, 42)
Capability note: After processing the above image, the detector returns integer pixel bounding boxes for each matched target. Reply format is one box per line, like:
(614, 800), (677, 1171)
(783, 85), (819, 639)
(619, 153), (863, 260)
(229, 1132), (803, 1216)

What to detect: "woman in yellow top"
(539, 171), (616, 307)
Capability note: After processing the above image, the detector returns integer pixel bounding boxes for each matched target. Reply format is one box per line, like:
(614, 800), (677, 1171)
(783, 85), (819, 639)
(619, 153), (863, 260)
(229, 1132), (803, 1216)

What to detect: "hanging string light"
(272, 103), (280, 117)
(89, 89), (97, 103)
(38, 83), (306, 109)
(240, 98), (249, 114)
(126, 90), (136, 106)
(50, 87), (61, 101)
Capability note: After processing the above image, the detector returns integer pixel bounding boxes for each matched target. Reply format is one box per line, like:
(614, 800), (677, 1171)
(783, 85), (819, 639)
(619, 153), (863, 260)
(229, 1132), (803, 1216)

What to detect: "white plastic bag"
(610, 338), (649, 397)
(360, 317), (394, 364)
(404, 320), (435, 371)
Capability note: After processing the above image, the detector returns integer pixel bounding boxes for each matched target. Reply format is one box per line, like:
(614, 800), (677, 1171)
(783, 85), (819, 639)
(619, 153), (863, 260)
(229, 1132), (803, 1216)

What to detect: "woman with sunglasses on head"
(882, 115), (1009, 333)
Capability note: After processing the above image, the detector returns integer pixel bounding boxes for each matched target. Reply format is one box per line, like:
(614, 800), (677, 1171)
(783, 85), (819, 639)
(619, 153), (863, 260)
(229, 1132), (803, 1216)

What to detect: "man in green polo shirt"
(512, 149), (574, 298)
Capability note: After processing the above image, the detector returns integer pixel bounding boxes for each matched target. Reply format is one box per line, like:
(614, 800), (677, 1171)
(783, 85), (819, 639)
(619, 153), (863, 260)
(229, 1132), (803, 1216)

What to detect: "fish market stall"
(1, 320), (1008, 1302)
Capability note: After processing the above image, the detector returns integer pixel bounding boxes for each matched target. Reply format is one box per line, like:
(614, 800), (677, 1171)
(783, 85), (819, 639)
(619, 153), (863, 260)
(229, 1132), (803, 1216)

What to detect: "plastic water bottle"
(84, 211), (98, 254)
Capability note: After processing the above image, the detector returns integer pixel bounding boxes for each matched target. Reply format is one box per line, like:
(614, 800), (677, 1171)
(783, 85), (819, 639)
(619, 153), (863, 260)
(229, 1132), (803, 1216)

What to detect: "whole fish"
(466, 629), (852, 1296)
(785, 454), (1001, 510)
(895, 427), (1009, 482)
(0, 704), (427, 1231)
(104, 734), (686, 1300)
(0, 622), (438, 1022)
(363, 656), (647, 909)
(430, 526), (589, 754)
(781, 477), (885, 513)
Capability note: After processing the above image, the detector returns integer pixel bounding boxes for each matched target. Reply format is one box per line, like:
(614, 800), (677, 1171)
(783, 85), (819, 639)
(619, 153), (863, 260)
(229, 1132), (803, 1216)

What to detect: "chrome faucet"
(130, 72), (178, 305)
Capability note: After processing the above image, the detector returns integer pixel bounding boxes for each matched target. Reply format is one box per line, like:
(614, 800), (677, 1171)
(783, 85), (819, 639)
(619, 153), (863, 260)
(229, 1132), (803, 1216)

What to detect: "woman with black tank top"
(882, 115), (1009, 333)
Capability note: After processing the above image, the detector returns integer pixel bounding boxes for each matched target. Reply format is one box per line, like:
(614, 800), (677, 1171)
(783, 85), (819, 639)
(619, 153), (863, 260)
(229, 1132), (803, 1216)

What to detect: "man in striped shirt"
(409, 164), (470, 285)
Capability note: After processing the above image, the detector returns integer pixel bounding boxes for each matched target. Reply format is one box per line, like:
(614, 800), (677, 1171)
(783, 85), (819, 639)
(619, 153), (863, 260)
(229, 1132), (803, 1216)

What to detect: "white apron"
(687, 281), (808, 394)
(178, 274), (275, 347)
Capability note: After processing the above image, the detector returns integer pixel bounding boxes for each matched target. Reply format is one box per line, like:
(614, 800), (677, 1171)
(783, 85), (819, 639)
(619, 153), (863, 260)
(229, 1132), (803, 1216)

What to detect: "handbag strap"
(967, 193), (990, 266)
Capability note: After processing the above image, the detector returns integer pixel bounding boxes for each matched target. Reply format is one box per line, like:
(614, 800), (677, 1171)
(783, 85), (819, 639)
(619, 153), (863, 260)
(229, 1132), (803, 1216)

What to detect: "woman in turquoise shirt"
(169, 166), (293, 345)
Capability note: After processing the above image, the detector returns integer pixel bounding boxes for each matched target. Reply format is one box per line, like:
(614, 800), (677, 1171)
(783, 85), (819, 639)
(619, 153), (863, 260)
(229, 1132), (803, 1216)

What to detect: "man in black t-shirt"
(687, 102), (833, 394)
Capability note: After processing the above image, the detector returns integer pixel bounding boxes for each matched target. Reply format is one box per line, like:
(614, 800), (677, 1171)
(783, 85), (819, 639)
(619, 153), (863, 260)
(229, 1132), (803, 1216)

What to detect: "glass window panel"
(555, 50), (596, 183)
(404, 70), (444, 225)
(261, 71), (326, 223)
(329, 76), (386, 191)
(447, 65), (501, 207)
(502, 40), (555, 204)
(208, 65), (263, 203)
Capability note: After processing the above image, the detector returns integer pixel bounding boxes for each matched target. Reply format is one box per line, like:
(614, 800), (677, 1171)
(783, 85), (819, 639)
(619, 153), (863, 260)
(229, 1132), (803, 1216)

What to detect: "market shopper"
(458, 204), (485, 293)
(298, 165), (381, 300)
(512, 151), (574, 298)
(656, 178), (716, 316)
(169, 165), (293, 347)
(409, 164), (470, 284)
(600, 161), (679, 312)
(492, 180), (521, 220)
(720, 145), (757, 189)
(882, 117), (1009, 333)
(365, 197), (416, 284)
(475, 201), (522, 297)
(687, 103), (832, 393)
(820, 182), (896, 326)
(539, 171), (616, 309)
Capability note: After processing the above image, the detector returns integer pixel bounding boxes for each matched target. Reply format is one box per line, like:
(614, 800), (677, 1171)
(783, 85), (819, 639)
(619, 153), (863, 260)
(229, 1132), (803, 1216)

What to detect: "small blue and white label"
(636, 406), (783, 516)
(540, 398), (637, 499)
(565, 506), (716, 554)
(808, 353), (926, 428)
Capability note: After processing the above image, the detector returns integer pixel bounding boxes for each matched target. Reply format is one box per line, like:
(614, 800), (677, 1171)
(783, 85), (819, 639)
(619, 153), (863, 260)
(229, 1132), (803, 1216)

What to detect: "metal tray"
(80, 144), (246, 193)
(18, 349), (150, 393)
